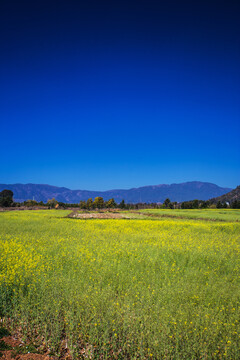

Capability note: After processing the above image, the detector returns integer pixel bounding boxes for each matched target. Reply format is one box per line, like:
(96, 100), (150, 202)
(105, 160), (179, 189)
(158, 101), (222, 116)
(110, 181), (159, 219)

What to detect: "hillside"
(210, 185), (240, 204)
(0, 182), (231, 204)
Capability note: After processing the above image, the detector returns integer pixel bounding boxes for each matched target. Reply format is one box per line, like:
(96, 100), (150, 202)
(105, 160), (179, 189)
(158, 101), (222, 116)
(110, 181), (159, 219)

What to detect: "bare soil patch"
(0, 335), (57, 360)
(69, 211), (126, 219)
(0, 327), (71, 360)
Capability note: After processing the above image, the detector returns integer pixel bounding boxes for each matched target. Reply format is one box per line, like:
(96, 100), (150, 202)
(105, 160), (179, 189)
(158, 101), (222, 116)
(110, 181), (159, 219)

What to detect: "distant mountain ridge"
(0, 182), (232, 204)
(210, 186), (240, 204)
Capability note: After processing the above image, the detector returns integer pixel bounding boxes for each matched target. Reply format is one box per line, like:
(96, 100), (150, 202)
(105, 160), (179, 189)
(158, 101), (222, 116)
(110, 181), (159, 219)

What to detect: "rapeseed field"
(139, 208), (240, 222)
(0, 210), (240, 359)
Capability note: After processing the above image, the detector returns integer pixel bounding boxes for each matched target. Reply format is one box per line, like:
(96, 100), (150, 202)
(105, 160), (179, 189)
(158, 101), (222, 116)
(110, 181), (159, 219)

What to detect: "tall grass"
(0, 210), (240, 359)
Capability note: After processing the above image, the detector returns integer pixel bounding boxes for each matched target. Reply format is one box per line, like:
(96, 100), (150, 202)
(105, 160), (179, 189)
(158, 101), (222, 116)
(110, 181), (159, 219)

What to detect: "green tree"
(163, 198), (171, 208)
(86, 198), (93, 210)
(192, 200), (199, 209)
(58, 202), (66, 208)
(200, 201), (209, 208)
(119, 199), (126, 209)
(181, 202), (185, 209)
(93, 197), (105, 209)
(106, 198), (116, 208)
(79, 200), (87, 209)
(0, 189), (13, 207)
(172, 201), (178, 209)
(231, 200), (240, 209)
(47, 198), (58, 208)
(24, 200), (38, 207)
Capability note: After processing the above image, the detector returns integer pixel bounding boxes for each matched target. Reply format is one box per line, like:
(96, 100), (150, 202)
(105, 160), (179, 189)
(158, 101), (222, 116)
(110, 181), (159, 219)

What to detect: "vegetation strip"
(0, 210), (240, 359)
(135, 210), (240, 222)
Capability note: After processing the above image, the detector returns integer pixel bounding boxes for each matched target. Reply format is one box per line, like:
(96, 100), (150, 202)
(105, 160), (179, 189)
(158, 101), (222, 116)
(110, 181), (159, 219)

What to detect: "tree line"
(1, 189), (240, 209)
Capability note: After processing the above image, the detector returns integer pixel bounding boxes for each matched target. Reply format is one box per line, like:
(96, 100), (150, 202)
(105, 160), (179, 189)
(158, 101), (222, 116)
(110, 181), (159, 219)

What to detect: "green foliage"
(181, 199), (206, 209)
(119, 199), (126, 209)
(58, 202), (67, 209)
(24, 200), (38, 207)
(163, 198), (171, 208)
(192, 199), (199, 208)
(0, 189), (13, 207)
(93, 196), (104, 209)
(79, 200), (87, 209)
(216, 201), (228, 209)
(105, 198), (116, 208)
(199, 200), (210, 208)
(0, 327), (10, 338)
(231, 200), (240, 209)
(86, 198), (93, 210)
(47, 198), (58, 208)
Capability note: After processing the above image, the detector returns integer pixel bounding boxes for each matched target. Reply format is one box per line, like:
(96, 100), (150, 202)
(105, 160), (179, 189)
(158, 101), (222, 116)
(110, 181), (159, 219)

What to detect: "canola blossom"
(0, 210), (240, 359)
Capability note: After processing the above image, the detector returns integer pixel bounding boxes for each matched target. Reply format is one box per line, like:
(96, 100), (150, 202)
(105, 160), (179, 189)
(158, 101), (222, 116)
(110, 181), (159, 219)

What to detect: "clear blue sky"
(1, 0), (239, 190)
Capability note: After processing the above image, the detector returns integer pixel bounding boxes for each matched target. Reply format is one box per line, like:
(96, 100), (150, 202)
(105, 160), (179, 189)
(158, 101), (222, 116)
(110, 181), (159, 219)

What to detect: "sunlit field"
(1, 210), (240, 359)
(139, 208), (240, 222)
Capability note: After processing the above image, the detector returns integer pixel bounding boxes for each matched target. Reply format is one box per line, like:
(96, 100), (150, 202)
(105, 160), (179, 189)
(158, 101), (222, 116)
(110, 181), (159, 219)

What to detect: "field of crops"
(139, 208), (240, 222)
(0, 209), (240, 359)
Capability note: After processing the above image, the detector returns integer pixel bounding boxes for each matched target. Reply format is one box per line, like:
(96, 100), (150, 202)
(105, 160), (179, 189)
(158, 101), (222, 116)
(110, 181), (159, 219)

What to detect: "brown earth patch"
(70, 211), (126, 219)
(1, 349), (55, 360)
(67, 208), (132, 219)
(0, 331), (71, 360)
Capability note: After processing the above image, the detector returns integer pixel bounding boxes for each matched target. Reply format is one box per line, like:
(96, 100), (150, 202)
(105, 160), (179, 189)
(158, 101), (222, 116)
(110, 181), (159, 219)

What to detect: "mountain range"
(0, 182), (232, 204)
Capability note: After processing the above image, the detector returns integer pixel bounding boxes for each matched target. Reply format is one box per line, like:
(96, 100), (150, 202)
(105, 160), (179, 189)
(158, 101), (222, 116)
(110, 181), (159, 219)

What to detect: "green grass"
(0, 210), (240, 359)
(139, 208), (240, 222)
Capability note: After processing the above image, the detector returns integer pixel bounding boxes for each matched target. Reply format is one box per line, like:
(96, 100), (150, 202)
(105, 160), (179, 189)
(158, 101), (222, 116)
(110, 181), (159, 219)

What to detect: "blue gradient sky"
(1, 0), (239, 190)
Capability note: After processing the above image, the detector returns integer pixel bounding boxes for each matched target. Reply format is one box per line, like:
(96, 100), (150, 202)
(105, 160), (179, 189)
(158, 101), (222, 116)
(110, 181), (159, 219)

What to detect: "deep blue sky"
(1, 0), (239, 190)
